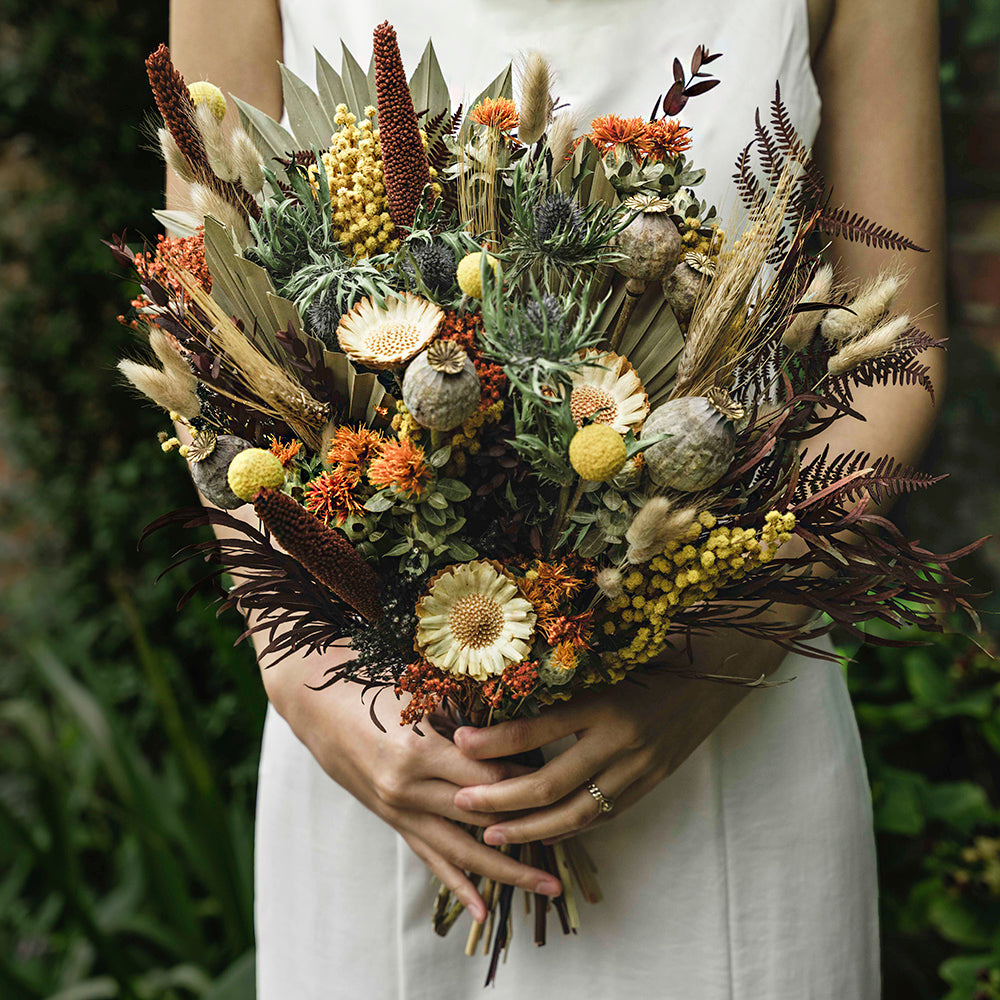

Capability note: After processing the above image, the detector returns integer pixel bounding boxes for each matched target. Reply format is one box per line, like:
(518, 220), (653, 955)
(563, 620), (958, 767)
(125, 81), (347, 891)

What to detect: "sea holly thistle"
(501, 152), (626, 287)
(477, 273), (606, 402)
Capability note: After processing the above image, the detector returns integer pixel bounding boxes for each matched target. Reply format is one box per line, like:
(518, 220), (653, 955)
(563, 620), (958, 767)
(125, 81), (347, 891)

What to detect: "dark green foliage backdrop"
(0, 3), (998, 998)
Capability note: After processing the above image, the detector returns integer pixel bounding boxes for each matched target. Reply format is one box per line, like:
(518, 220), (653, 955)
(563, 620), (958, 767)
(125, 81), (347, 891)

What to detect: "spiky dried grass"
(159, 127), (196, 184)
(118, 330), (200, 418)
(827, 314), (910, 375)
(167, 267), (329, 448)
(189, 183), (251, 246)
(231, 128), (265, 194)
(672, 161), (801, 397)
(821, 270), (906, 343)
(625, 497), (698, 564)
(195, 102), (238, 182)
(781, 262), (834, 351)
(546, 113), (577, 172)
(517, 52), (553, 145)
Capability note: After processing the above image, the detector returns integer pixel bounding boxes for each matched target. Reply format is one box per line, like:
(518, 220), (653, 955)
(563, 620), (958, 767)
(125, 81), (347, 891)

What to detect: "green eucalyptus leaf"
(436, 478), (471, 501)
(428, 445), (452, 467)
(364, 492), (395, 513)
(447, 540), (478, 560)
(384, 540), (413, 557)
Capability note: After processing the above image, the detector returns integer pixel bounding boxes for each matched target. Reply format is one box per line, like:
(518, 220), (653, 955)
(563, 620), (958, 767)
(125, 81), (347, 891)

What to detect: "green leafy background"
(0, 3), (998, 997)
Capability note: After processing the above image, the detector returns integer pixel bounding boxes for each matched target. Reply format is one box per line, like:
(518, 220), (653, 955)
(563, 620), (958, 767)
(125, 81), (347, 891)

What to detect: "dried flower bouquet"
(115, 23), (981, 984)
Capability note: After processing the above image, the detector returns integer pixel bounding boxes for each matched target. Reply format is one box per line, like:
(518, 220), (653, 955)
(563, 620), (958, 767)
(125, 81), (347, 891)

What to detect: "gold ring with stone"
(586, 781), (614, 814)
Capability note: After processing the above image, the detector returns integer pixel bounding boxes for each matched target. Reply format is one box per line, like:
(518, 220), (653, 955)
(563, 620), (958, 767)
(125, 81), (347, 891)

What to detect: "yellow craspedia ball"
(569, 424), (627, 482)
(188, 81), (227, 121)
(456, 251), (499, 299)
(227, 448), (285, 501)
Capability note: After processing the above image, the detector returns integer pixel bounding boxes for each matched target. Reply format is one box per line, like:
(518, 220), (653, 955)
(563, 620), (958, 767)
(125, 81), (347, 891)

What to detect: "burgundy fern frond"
(826, 330), (945, 404)
(816, 206), (926, 252)
(140, 506), (357, 665)
(732, 143), (765, 211)
(753, 108), (785, 184)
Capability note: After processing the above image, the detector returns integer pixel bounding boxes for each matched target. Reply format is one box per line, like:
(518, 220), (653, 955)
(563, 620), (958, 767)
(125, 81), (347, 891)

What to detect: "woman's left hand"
(452, 635), (787, 845)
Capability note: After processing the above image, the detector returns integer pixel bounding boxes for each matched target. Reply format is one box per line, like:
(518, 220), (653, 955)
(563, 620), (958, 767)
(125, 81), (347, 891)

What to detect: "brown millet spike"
(145, 44), (208, 173)
(253, 488), (381, 621)
(145, 45), (262, 222)
(373, 21), (432, 232)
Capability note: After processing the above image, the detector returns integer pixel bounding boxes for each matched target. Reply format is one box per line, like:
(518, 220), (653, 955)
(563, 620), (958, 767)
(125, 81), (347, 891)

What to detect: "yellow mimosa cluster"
(310, 105), (398, 258)
(603, 509), (796, 667)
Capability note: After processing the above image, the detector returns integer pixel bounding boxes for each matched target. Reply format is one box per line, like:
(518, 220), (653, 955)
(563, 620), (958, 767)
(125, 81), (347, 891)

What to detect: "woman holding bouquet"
(167, 0), (944, 996)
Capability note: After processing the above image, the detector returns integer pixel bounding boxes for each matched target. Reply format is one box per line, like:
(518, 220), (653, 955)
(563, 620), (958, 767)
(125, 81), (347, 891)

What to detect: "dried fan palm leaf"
(167, 266), (330, 448)
(407, 40), (451, 121)
(280, 63), (337, 150)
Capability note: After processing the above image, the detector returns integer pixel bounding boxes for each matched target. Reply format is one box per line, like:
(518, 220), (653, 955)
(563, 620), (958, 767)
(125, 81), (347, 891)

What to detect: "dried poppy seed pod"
(641, 388), (745, 492)
(402, 340), (481, 431)
(187, 433), (253, 509)
(663, 252), (716, 324)
(614, 195), (683, 283)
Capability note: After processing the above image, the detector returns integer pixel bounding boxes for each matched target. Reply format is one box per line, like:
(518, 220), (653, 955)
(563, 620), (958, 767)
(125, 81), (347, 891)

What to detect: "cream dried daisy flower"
(415, 560), (536, 680)
(569, 350), (649, 433)
(336, 293), (444, 370)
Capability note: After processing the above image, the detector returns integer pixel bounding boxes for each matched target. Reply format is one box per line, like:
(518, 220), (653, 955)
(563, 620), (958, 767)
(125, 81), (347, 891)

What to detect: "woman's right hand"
(264, 647), (564, 922)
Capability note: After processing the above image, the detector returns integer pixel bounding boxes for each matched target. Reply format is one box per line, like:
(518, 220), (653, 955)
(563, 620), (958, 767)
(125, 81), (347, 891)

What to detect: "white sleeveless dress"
(256, 3), (881, 997)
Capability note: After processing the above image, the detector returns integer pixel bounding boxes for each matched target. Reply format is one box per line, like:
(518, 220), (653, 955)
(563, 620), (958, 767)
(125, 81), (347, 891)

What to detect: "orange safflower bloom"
(471, 97), (520, 132)
(303, 471), (367, 526)
(587, 114), (652, 158)
(368, 438), (433, 497)
(325, 425), (384, 485)
(269, 436), (303, 467)
(540, 608), (595, 650)
(645, 118), (693, 160)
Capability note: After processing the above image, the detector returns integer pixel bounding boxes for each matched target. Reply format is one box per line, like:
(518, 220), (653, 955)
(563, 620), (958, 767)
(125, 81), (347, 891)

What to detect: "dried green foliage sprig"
(478, 275), (606, 403)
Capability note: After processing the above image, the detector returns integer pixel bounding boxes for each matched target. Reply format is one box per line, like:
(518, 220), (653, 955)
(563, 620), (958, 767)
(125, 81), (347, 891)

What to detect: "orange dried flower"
(439, 311), (507, 408)
(368, 438), (432, 497)
(540, 609), (595, 650)
(645, 118), (693, 160)
(471, 97), (519, 132)
(500, 659), (539, 698)
(303, 471), (367, 526)
(518, 558), (588, 615)
(587, 114), (652, 158)
(396, 660), (463, 725)
(131, 229), (212, 314)
(326, 425), (384, 484)
(551, 642), (578, 672)
(269, 436), (302, 467)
